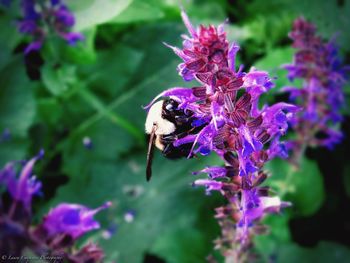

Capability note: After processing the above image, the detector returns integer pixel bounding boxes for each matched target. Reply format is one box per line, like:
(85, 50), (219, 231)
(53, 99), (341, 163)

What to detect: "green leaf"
(243, 4), (296, 51)
(225, 25), (252, 44)
(39, 43), (145, 143)
(62, 28), (97, 64)
(111, 1), (165, 23)
(0, 59), (35, 137)
(254, 214), (291, 261)
(60, 118), (135, 176)
(77, 88), (144, 144)
(62, 24), (187, 150)
(265, 157), (325, 217)
(254, 47), (296, 90)
(151, 228), (211, 263)
(276, 241), (350, 263)
(120, 23), (184, 85)
(150, 190), (221, 263)
(46, 153), (221, 263)
(185, 1), (227, 22)
(296, 0), (350, 51)
(0, 16), (21, 71)
(42, 64), (77, 96)
(0, 59), (35, 165)
(36, 98), (63, 126)
(241, 0), (350, 52)
(68, 0), (133, 31)
(81, 44), (144, 99)
(103, 60), (182, 134)
(0, 138), (30, 167)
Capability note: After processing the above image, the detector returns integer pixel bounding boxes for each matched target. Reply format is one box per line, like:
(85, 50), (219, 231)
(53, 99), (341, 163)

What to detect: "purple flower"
(147, 68), (295, 177)
(145, 11), (296, 261)
(193, 179), (224, 195)
(240, 187), (291, 227)
(61, 31), (85, 45)
(0, 152), (110, 262)
(209, 170), (290, 256)
(55, 5), (75, 27)
(235, 189), (290, 247)
(17, 0), (83, 54)
(193, 166), (236, 179)
(146, 12), (298, 177)
(282, 18), (347, 155)
(21, 0), (40, 20)
(165, 11), (230, 82)
(0, 150), (43, 209)
(42, 201), (111, 239)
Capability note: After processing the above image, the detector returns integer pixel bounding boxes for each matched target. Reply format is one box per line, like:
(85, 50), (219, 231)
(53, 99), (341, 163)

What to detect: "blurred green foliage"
(0, 0), (349, 262)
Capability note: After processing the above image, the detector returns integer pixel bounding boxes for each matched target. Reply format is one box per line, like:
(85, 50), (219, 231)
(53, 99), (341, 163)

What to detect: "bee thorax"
(145, 100), (176, 135)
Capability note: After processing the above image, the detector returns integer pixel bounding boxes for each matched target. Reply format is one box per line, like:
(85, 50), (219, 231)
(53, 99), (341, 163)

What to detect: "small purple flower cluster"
(18, 0), (84, 54)
(0, 151), (109, 262)
(282, 18), (347, 158)
(145, 11), (297, 261)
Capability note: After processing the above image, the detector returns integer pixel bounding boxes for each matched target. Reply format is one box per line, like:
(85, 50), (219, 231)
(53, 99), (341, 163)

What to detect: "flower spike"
(145, 10), (296, 261)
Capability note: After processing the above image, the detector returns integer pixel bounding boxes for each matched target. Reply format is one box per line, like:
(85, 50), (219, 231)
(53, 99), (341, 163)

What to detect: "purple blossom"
(61, 31), (85, 45)
(41, 202), (111, 239)
(145, 11), (295, 261)
(193, 179), (224, 195)
(0, 150), (44, 210)
(282, 18), (347, 157)
(17, 0), (84, 54)
(165, 11), (230, 82)
(193, 166), (234, 179)
(146, 11), (298, 177)
(208, 169), (290, 258)
(0, 153), (110, 262)
(234, 189), (290, 249)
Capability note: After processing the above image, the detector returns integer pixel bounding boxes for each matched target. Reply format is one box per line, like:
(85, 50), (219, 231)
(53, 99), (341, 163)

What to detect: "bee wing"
(146, 124), (157, 181)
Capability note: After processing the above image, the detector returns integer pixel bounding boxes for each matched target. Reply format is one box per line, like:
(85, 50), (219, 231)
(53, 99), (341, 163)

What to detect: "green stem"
(78, 88), (144, 145)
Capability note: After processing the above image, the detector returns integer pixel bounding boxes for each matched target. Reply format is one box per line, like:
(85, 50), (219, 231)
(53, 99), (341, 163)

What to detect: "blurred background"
(0, 0), (349, 262)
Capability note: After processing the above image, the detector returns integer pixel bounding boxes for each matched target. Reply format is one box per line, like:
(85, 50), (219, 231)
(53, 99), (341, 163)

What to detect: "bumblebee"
(145, 99), (204, 181)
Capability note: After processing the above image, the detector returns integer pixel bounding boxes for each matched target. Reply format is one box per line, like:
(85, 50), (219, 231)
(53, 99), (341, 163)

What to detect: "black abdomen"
(161, 134), (193, 159)
(160, 99), (206, 159)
